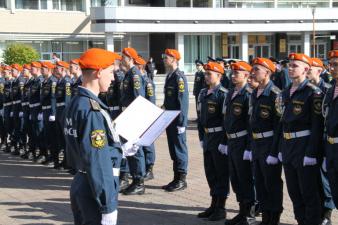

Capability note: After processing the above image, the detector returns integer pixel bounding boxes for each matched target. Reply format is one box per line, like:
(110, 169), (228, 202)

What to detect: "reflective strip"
(283, 130), (311, 140)
(113, 168), (120, 177)
(109, 106), (120, 111)
(56, 102), (65, 107)
(252, 131), (274, 140)
(29, 103), (40, 108)
(13, 100), (21, 104)
(42, 105), (51, 110)
(3, 102), (12, 107)
(21, 102), (29, 106)
(227, 130), (248, 139)
(327, 136), (338, 144)
(204, 126), (223, 134)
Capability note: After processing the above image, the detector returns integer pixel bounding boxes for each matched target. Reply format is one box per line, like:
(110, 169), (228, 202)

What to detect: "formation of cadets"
(194, 50), (338, 225)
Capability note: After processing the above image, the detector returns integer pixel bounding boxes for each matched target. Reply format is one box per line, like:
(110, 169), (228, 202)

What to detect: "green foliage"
(3, 43), (40, 65)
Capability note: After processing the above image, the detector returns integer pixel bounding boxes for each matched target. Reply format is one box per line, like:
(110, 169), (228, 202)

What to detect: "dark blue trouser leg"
(127, 146), (145, 179)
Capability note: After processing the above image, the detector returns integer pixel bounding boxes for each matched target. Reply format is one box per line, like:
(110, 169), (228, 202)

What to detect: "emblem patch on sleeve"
(178, 77), (185, 93)
(91, 130), (106, 148)
(133, 75), (141, 90)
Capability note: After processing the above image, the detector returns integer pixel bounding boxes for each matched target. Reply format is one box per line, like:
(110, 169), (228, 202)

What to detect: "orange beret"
(289, 53), (312, 66)
(311, 58), (324, 68)
(23, 64), (31, 70)
(31, 62), (42, 68)
(165, 49), (181, 60)
(79, 48), (117, 70)
(231, 61), (252, 72)
(252, 57), (276, 73)
(3, 65), (12, 71)
(70, 58), (80, 65)
(41, 61), (56, 69)
(203, 62), (224, 74)
(112, 53), (122, 61)
(11, 64), (23, 72)
(56, 61), (69, 69)
(135, 56), (146, 66)
(328, 50), (338, 59)
(122, 47), (138, 60)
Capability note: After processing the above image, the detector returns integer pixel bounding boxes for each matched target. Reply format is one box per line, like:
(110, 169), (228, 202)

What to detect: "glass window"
(53, 0), (83, 11)
(16, 0), (39, 9)
(126, 0), (150, 6)
(333, 0), (338, 7)
(89, 40), (105, 49)
(278, 0), (329, 8)
(0, 0), (6, 8)
(176, 0), (190, 7)
(193, 0), (212, 7)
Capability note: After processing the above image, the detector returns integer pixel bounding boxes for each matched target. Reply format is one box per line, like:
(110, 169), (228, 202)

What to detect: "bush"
(3, 43), (40, 65)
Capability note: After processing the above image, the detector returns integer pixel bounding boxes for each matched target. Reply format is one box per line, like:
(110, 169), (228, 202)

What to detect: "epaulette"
(307, 82), (322, 95)
(271, 85), (281, 95)
(90, 99), (101, 111)
(245, 86), (253, 94)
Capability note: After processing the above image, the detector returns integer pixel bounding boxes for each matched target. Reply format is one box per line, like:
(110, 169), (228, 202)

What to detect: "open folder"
(113, 96), (180, 146)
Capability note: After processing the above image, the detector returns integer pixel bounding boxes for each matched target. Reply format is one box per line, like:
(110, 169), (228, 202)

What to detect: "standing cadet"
(216, 58), (231, 89)
(54, 61), (72, 169)
(0, 69), (5, 151)
(120, 47), (146, 195)
(224, 61), (256, 225)
(162, 49), (189, 192)
(279, 53), (323, 225)
(197, 61), (229, 221)
(3, 65), (13, 153)
(135, 55), (156, 181)
(323, 50), (338, 215)
(69, 59), (82, 97)
(63, 48), (127, 225)
(193, 60), (205, 107)
(250, 58), (283, 225)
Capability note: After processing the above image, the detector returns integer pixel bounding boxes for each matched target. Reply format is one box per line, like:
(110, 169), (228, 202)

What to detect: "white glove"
(218, 144), (228, 155)
(10, 111), (13, 117)
(200, 141), (203, 148)
(122, 138), (140, 157)
(322, 157), (327, 172)
(101, 210), (117, 225)
(243, 150), (252, 161)
(37, 113), (43, 121)
(278, 152), (283, 162)
(19, 112), (23, 118)
(266, 155), (279, 165)
(177, 126), (186, 134)
(49, 115), (56, 122)
(303, 156), (317, 166)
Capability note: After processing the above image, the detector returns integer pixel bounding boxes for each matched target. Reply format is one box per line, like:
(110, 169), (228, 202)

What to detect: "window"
(193, 0), (212, 7)
(0, 0), (6, 8)
(277, 0), (329, 8)
(53, 0), (83, 11)
(15, 0), (47, 10)
(91, 0), (120, 6)
(333, 0), (338, 7)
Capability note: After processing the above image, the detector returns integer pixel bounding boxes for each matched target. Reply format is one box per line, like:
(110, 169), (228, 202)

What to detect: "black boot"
(224, 203), (246, 225)
(144, 165), (154, 181)
(269, 212), (281, 225)
(259, 211), (270, 225)
(197, 196), (217, 218)
(208, 197), (226, 221)
(119, 172), (130, 193)
(321, 209), (332, 225)
(164, 172), (187, 192)
(162, 172), (178, 190)
(123, 178), (145, 195)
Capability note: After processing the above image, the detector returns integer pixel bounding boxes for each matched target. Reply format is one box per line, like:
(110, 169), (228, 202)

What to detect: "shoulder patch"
(90, 99), (101, 111)
(178, 77), (185, 93)
(271, 85), (281, 95)
(133, 75), (141, 90)
(91, 130), (106, 149)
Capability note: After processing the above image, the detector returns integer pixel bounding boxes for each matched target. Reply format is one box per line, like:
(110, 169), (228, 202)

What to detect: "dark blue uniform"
(3, 78), (13, 151)
(279, 80), (323, 225)
(63, 87), (122, 225)
(120, 66), (146, 179)
(271, 68), (291, 90)
(249, 81), (283, 222)
(0, 77), (5, 149)
(71, 75), (82, 97)
(323, 80), (338, 209)
(193, 70), (206, 106)
(223, 85), (255, 211)
(163, 68), (189, 175)
(198, 84), (229, 198)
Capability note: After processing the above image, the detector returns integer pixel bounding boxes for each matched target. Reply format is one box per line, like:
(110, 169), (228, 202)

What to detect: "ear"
(95, 69), (102, 79)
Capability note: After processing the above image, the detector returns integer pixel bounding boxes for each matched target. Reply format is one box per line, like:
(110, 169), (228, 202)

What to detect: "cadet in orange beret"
(69, 58), (82, 97)
(224, 61), (256, 225)
(307, 58), (332, 93)
(279, 53), (324, 225)
(196, 61), (229, 221)
(3, 65), (12, 79)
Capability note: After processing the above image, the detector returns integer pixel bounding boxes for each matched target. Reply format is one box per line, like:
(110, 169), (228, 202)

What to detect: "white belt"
(109, 106), (120, 111)
(227, 130), (248, 139)
(79, 168), (120, 177)
(56, 102), (65, 107)
(204, 126), (223, 134)
(283, 130), (311, 140)
(13, 100), (21, 104)
(42, 105), (51, 110)
(3, 102), (12, 107)
(122, 107), (127, 111)
(21, 102), (29, 106)
(327, 136), (338, 144)
(252, 131), (274, 140)
(29, 103), (40, 108)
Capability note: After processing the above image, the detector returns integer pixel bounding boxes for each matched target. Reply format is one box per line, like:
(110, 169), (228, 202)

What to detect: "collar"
(258, 80), (274, 97)
(206, 84), (221, 96)
(78, 86), (108, 110)
(237, 83), (249, 96)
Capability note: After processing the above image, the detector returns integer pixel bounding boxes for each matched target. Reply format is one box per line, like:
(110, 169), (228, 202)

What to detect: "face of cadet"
(288, 60), (309, 80)
(23, 69), (31, 78)
(204, 70), (220, 86)
(11, 69), (19, 78)
(330, 58), (338, 79)
(248, 74), (259, 89)
(251, 64), (269, 84)
(306, 66), (322, 81)
(98, 64), (115, 92)
(231, 70), (248, 86)
(163, 55), (175, 68)
(70, 63), (79, 75)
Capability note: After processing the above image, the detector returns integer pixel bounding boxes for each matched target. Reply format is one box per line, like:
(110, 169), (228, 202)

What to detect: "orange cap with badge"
(328, 50), (338, 59)
(311, 58), (324, 68)
(41, 61), (56, 69)
(56, 61), (69, 69)
(204, 61), (224, 74)
(288, 53), (312, 66)
(23, 64), (31, 70)
(122, 47), (138, 60)
(79, 48), (117, 70)
(31, 62), (42, 68)
(3, 65), (12, 71)
(231, 61), (252, 72)
(252, 57), (276, 73)
(11, 64), (23, 72)
(112, 53), (122, 61)
(135, 56), (146, 65)
(165, 49), (181, 61)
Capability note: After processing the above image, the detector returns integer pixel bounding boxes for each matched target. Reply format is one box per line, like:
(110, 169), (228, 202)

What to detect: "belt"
(13, 100), (21, 104)
(204, 126), (223, 134)
(3, 102), (12, 107)
(283, 130), (311, 140)
(109, 106), (120, 111)
(56, 102), (65, 107)
(327, 136), (338, 144)
(227, 130), (248, 139)
(21, 102), (29, 106)
(252, 131), (274, 140)
(79, 168), (120, 177)
(29, 103), (40, 108)
(42, 105), (51, 110)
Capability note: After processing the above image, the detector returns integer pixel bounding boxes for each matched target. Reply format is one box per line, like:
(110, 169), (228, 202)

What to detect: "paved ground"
(0, 105), (337, 225)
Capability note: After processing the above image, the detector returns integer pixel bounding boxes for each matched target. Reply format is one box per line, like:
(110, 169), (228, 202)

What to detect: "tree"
(3, 43), (40, 65)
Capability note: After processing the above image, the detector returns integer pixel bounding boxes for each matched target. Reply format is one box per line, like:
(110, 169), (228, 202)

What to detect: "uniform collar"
(290, 79), (308, 92)
(206, 84), (221, 96)
(78, 86), (108, 110)
(257, 80), (274, 97)
(237, 83), (249, 96)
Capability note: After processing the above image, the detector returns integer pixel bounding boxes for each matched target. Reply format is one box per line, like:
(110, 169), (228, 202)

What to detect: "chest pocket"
(291, 100), (304, 116)
(5, 88), (10, 97)
(207, 101), (217, 114)
(43, 84), (50, 96)
(232, 102), (243, 116)
(259, 104), (271, 119)
(57, 86), (64, 97)
(166, 86), (175, 97)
